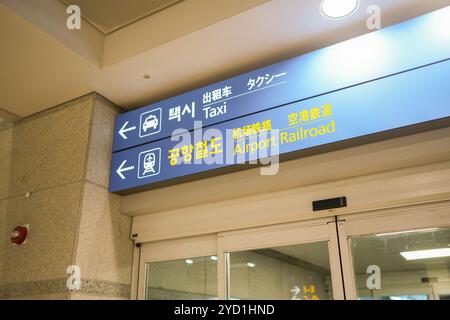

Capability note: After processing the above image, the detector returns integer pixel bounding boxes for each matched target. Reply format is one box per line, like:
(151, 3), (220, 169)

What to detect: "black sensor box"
(313, 197), (347, 211)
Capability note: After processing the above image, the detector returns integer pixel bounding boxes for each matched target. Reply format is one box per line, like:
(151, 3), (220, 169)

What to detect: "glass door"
(138, 234), (219, 300)
(218, 217), (345, 300)
(337, 201), (450, 300)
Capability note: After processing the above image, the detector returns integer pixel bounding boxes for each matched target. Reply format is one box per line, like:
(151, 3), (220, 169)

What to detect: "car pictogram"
(142, 114), (159, 132)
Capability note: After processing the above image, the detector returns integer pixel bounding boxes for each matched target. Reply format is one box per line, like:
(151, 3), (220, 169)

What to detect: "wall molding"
(0, 279), (130, 299)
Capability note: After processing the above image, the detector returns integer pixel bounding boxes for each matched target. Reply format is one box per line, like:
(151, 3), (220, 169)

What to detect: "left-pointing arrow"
(116, 160), (135, 180)
(118, 121), (136, 139)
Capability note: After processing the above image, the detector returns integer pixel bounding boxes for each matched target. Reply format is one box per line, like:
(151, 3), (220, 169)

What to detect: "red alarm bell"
(11, 225), (29, 245)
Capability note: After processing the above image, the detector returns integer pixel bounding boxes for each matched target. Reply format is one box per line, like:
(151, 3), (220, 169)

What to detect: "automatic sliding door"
(219, 217), (345, 300)
(337, 202), (450, 300)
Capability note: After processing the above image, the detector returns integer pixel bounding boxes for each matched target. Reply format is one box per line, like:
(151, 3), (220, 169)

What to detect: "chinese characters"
(203, 85), (233, 104)
(288, 104), (332, 127)
(232, 120), (273, 140)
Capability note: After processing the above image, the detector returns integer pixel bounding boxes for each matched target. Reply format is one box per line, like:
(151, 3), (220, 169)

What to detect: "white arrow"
(118, 121), (136, 140)
(116, 160), (135, 180)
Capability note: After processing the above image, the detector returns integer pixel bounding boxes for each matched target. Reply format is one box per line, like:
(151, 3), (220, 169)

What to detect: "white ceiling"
(1, 0), (450, 118)
(60, 0), (183, 34)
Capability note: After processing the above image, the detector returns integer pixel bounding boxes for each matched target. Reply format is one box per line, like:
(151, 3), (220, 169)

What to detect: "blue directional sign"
(110, 7), (450, 194)
(112, 7), (450, 152)
(110, 58), (450, 194)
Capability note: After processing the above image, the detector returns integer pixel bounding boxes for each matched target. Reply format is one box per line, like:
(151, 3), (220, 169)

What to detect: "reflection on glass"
(350, 227), (450, 300)
(228, 242), (333, 300)
(145, 256), (217, 300)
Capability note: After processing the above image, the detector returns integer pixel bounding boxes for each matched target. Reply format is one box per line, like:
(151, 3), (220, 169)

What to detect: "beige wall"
(0, 93), (133, 300)
(0, 123), (13, 288)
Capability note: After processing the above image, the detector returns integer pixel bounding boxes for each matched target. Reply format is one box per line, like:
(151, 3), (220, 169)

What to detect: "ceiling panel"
(61, 0), (183, 34)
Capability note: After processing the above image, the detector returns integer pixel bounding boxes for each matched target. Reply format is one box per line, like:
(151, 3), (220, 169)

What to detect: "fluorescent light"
(376, 228), (439, 237)
(320, 0), (358, 19)
(210, 256), (218, 261)
(400, 248), (450, 261)
(247, 262), (256, 268)
(185, 259), (194, 265)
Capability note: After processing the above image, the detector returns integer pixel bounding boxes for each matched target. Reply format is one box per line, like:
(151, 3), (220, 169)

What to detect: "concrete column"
(0, 121), (13, 292)
(0, 93), (133, 299)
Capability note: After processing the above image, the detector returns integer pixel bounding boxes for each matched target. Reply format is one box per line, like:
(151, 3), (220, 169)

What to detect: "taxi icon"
(142, 114), (159, 133)
(139, 108), (162, 137)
